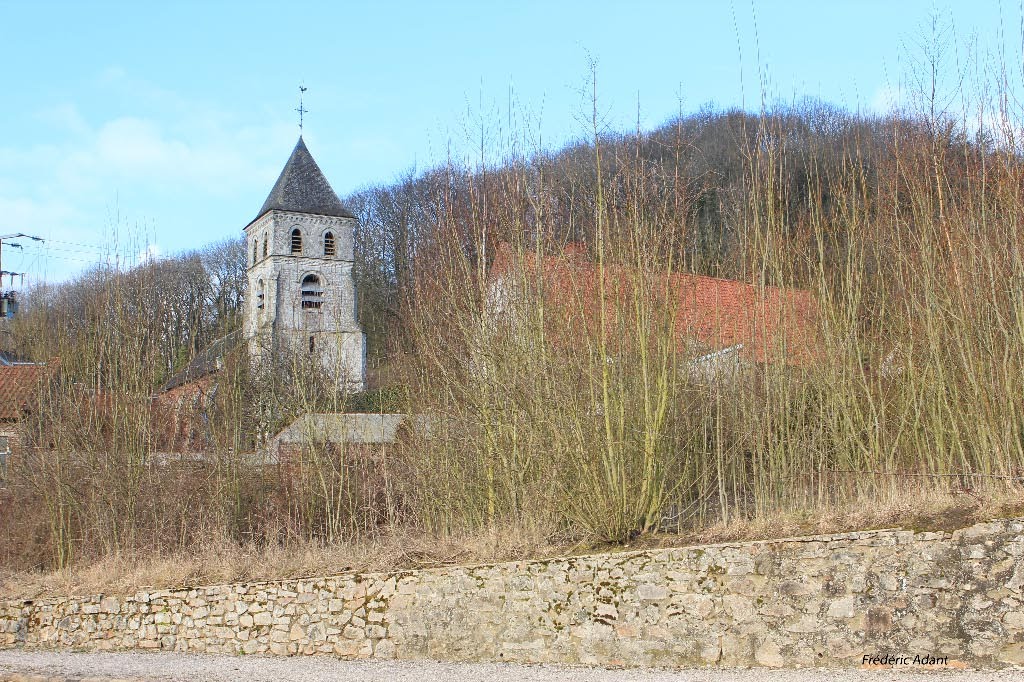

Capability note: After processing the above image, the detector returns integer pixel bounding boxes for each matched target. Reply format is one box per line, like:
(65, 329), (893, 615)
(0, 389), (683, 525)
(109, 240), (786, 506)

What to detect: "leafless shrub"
(3, 50), (1024, 584)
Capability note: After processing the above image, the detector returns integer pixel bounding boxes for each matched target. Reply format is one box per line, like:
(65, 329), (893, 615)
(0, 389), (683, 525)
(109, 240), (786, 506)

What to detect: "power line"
(21, 243), (113, 258)
(46, 237), (149, 254)
(20, 246), (164, 270)
(19, 246), (113, 265)
(45, 237), (111, 249)
(0, 233), (44, 288)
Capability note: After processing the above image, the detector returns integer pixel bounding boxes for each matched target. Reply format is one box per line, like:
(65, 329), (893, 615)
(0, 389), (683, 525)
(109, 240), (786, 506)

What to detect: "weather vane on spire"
(296, 84), (308, 133)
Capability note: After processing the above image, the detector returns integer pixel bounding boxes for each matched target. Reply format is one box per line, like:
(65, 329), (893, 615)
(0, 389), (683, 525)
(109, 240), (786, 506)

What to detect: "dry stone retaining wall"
(2, 519), (1023, 669)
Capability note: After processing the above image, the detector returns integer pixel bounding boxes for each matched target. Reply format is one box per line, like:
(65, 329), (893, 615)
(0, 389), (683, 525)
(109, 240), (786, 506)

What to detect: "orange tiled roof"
(0, 363), (52, 421)
(490, 243), (820, 366)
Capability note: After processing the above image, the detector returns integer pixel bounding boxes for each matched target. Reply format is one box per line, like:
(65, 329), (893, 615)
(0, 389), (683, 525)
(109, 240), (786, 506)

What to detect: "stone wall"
(2, 519), (1023, 669)
(272, 413), (408, 447)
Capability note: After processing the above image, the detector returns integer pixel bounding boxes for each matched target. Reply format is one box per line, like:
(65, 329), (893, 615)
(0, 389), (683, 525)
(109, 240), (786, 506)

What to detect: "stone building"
(243, 137), (365, 390)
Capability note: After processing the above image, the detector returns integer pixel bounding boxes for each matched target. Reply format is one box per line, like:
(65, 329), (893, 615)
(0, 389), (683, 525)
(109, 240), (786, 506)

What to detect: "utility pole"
(0, 233), (44, 319)
(0, 233), (44, 275)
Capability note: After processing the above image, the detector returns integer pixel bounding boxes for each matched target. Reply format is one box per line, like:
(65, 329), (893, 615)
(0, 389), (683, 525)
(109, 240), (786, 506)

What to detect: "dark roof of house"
(158, 330), (241, 393)
(251, 136), (355, 224)
(0, 363), (54, 420)
(0, 350), (29, 366)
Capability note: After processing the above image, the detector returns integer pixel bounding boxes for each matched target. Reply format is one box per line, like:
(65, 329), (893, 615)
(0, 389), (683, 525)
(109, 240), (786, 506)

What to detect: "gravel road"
(0, 651), (1019, 682)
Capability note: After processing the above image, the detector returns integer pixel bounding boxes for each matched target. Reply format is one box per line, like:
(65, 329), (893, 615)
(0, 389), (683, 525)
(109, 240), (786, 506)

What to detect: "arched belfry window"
(262, 234), (268, 258)
(252, 240), (257, 265)
(256, 279), (265, 311)
(324, 232), (336, 257)
(290, 228), (302, 254)
(300, 274), (324, 309)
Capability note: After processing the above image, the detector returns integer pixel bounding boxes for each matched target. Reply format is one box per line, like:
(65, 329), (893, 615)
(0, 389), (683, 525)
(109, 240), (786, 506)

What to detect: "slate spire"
(255, 137), (354, 221)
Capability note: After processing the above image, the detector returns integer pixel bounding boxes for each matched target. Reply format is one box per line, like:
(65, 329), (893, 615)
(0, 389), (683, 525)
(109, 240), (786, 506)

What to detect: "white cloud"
(97, 66), (127, 85)
(870, 85), (905, 114)
(0, 69), (335, 282)
(137, 243), (160, 265)
(36, 103), (90, 136)
(0, 103), (285, 281)
(55, 116), (271, 197)
(0, 195), (76, 229)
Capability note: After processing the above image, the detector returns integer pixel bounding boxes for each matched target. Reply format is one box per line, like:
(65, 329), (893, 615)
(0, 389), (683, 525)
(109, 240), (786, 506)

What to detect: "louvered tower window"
(291, 228), (302, 253)
(324, 231), (336, 257)
(300, 274), (323, 309)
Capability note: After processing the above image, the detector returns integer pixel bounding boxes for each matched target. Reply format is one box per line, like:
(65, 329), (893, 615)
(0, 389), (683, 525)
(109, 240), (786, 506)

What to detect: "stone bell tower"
(243, 136), (365, 391)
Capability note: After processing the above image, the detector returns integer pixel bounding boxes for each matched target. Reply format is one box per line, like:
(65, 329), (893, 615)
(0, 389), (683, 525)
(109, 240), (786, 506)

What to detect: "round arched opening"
(300, 274), (323, 309)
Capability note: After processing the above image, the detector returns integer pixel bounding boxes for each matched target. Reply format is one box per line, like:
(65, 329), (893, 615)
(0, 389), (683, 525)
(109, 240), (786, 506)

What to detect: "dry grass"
(3, 484), (1019, 600)
(638, 483), (1024, 549)
(0, 523), (555, 600)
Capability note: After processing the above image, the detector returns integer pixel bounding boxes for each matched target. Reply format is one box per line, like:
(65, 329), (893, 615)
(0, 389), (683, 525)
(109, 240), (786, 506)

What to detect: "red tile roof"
(490, 243), (820, 366)
(0, 364), (53, 421)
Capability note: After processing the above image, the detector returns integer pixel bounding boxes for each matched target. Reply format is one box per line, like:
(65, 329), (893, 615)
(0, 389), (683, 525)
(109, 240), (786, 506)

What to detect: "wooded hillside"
(3, 96), (1023, 585)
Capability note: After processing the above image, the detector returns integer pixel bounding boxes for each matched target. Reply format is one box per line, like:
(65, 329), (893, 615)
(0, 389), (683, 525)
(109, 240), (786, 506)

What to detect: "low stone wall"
(2, 519), (1023, 669)
(271, 413), (410, 447)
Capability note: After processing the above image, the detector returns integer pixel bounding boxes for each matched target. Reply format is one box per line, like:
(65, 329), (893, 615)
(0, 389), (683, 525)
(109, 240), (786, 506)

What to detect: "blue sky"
(0, 1), (1016, 283)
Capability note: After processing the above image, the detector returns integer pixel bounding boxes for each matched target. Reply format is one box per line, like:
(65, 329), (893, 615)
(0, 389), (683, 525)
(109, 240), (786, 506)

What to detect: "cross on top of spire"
(296, 85), (308, 133)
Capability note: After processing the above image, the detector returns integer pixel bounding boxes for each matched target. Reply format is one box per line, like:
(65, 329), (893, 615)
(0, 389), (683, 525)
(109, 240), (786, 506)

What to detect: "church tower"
(243, 137), (365, 391)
